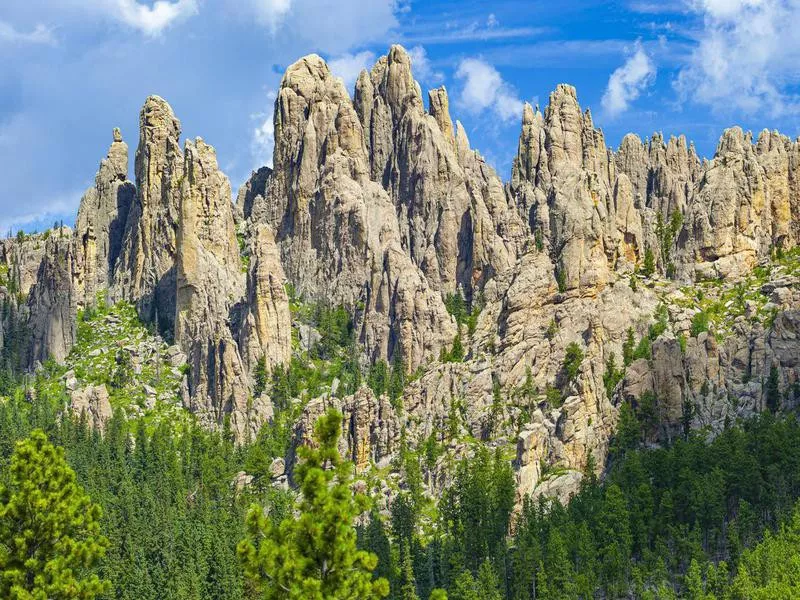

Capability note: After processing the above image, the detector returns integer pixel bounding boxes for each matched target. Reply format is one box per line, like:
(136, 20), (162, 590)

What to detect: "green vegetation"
(440, 334), (465, 363)
(556, 268), (567, 293)
(561, 342), (584, 385)
(642, 246), (656, 277)
(691, 310), (710, 336)
(239, 409), (389, 599)
(656, 210), (683, 278)
(0, 430), (110, 599)
(236, 231), (250, 272)
(0, 379), (288, 599)
(603, 352), (625, 399)
(70, 298), (186, 424)
(444, 292), (482, 336)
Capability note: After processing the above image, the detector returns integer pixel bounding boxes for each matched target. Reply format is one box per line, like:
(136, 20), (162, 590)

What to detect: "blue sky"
(1, 0), (799, 233)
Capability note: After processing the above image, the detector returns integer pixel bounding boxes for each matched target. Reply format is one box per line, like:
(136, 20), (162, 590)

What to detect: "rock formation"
(25, 228), (76, 366)
(114, 95), (183, 335)
(73, 128), (135, 308)
(355, 46), (521, 296)
(6, 44), (800, 505)
(174, 137), (253, 434)
(238, 223), (292, 375)
(251, 52), (455, 369)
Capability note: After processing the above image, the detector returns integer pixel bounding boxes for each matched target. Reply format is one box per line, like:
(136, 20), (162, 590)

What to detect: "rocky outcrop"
(174, 137), (255, 435)
(287, 386), (401, 481)
(25, 228), (76, 366)
(678, 128), (799, 279)
(254, 52), (455, 369)
(1, 234), (48, 297)
(73, 128), (135, 308)
(114, 96), (183, 335)
(355, 46), (521, 296)
(510, 87), (620, 293)
(236, 165), (272, 224)
(69, 384), (113, 431)
(238, 223), (292, 375)
(6, 46), (800, 506)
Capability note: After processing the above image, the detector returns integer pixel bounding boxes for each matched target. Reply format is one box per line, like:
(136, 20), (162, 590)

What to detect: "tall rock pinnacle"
(113, 95), (183, 335)
(73, 128), (135, 308)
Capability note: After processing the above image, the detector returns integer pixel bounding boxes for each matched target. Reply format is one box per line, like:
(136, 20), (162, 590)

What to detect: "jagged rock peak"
(26, 230), (76, 367)
(74, 128), (135, 308)
(428, 86), (454, 147)
(112, 94), (183, 334)
(175, 135), (255, 435)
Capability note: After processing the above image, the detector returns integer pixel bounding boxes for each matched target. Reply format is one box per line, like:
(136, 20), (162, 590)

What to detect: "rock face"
(251, 52), (455, 369)
(114, 96), (183, 335)
(69, 384), (113, 431)
(287, 386), (401, 481)
(26, 229), (76, 366)
(238, 223), (292, 374)
(73, 128), (135, 308)
(2, 234), (48, 297)
(678, 128), (797, 279)
(355, 46), (521, 296)
(174, 138), (253, 434)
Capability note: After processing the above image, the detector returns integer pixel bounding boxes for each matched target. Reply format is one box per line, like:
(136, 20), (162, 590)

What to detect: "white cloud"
(252, 91), (277, 168)
(115, 0), (198, 36)
(239, 0), (398, 55)
(407, 45), (443, 85)
(328, 51), (376, 93)
(675, 0), (800, 116)
(455, 57), (524, 123)
(601, 42), (656, 116)
(0, 21), (56, 45)
(247, 0), (293, 31)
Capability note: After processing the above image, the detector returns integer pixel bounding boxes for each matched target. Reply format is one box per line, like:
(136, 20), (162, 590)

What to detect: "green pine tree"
(0, 430), (110, 600)
(238, 409), (389, 600)
(399, 541), (420, 600)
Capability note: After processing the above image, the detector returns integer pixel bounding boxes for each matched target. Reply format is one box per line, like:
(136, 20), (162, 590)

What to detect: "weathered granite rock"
(73, 128), (135, 308)
(114, 95), (183, 335)
(2, 234), (48, 297)
(69, 384), (113, 431)
(26, 229), (76, 366)
(238, 224), (292, 375)
(287, 386), (401, 481)
(174, 137), (253, 435)
(255, 52), (455, 369)
(355, 45), (521, 295)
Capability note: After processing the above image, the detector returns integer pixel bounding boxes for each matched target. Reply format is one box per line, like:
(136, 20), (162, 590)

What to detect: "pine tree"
(642, 246), (656, 277)
(0, 430), (110, 599)
(399, 541), (420, 600)
(623, 327), (636, 366)
(238, 409), (389, 599)
(766, 364), (781, 413)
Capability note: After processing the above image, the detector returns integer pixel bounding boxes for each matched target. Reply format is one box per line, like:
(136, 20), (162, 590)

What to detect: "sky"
(1, 0), (799, 233)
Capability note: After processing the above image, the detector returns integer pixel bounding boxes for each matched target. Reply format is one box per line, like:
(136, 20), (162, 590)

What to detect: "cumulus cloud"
(328, 51), (376, 93)
(252, 91), (277, 168)
(601, 42), (656, 117)
(113, 0), (198, 36)
(0, 21), (56, 45)
(455, 57), (524, 123)
(240, 0), (398, 55)
(408, 45), (443, 85)
(246, 0), (293, 31)
(676, 0), (800, 115)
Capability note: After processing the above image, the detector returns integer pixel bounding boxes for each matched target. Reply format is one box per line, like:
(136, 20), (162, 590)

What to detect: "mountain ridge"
(1, 43), (798, 505)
